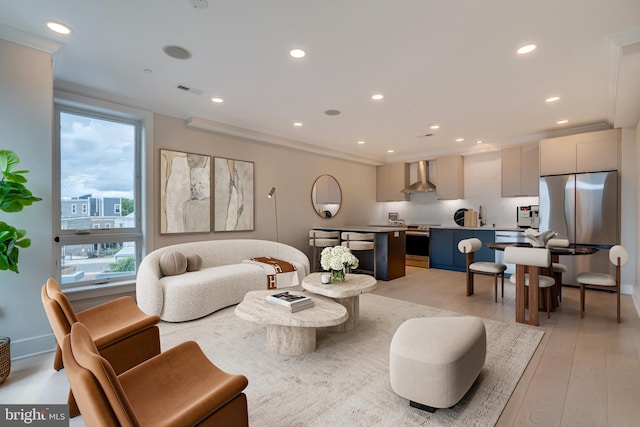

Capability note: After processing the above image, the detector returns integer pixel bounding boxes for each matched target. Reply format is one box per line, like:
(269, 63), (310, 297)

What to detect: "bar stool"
(458, 238), (506, 303)
(504, 246), (555, 325)
(576, 245), (627, 323)
(341, 232), (376, 278)
(309, 230), (340, 272)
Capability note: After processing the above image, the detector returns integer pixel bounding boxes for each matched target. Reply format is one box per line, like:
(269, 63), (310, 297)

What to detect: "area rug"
(159, 294), (544, 427)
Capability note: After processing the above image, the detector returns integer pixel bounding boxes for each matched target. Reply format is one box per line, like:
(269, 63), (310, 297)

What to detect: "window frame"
(53, 102), (145, 289)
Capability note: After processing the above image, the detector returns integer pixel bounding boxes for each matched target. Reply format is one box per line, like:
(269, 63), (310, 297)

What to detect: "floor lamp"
(267, 187), (279, 242)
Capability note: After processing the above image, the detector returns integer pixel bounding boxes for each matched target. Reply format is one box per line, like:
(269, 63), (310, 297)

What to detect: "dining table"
(485, 242), (598, 326)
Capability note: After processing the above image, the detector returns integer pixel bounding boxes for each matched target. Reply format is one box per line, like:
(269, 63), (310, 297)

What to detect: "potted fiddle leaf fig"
(0, 149), (41, 383)
(0, 149), (42, 272)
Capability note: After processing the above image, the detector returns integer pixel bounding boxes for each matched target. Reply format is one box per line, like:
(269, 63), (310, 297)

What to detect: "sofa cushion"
(186, 254), (203, 272)
(160, 251), (187, 276)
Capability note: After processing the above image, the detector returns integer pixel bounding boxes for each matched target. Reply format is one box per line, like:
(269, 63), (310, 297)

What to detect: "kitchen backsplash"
(374, 150), (539, 228)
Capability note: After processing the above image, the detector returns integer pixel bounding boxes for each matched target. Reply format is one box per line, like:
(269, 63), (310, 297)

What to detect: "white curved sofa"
(136, 239), (310, 322)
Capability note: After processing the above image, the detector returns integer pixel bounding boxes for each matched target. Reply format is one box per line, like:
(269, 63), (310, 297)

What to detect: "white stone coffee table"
(235, 290), (347, 355)
(302, 273), (378, 332)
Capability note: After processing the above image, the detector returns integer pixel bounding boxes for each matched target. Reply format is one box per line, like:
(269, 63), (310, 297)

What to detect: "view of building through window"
(57, 108), (141, 286)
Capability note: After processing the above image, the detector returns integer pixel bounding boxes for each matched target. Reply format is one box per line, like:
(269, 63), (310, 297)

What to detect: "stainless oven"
(405, 226), (430, 268)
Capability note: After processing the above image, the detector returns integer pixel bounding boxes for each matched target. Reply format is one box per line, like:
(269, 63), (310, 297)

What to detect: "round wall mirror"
(311, 175), (342, 218)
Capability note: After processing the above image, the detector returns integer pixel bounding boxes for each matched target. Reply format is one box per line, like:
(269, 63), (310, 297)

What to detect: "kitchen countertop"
(312, 225), (406, 233)
(429, 225), (524, 232)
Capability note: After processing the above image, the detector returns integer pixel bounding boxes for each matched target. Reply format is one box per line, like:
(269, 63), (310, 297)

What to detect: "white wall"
(0, 40), (56, 358)
(620, 127), (637, 295)
(152, 114), (380, 263)
(636, 118), (640, 312)
(374, 151), (538, 228)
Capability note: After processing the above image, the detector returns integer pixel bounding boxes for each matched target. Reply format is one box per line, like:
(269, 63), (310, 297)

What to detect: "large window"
(54, 105), (143, 287)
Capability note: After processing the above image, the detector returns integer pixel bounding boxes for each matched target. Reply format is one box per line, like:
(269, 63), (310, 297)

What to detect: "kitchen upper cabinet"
(436, 155), (464, 200)
(539, 129), (620, 175)
(376, 163), (409, 202)
(501, 144), (539, 197)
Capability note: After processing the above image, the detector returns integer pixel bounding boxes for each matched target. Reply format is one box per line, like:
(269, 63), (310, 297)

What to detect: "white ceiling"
(2, 0), (640, 165)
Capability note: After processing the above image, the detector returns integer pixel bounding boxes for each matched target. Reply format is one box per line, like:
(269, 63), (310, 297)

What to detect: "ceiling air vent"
(176, 84), (204, 95)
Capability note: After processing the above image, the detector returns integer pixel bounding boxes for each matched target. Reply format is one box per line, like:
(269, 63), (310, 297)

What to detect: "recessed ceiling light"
(371, 94), (384, 100)
(357, 140), (365, 145)
(517, 44), (537, 55)
(557, 119), (569, 124)
(476, 140), (483, 144)
(545, 96), (560, 103)
(387, 149), (395, 153)
(46, 21), (71, 35)
(290, 49), (306, 59)
(430, 124), (440, 130)
(455, 138), (464, 142)
(211, 97), (224, 103)
(293, 122), (303, 127)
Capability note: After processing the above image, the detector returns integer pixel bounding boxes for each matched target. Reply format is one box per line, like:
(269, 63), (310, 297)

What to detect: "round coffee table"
(235, 290), (347, 355)
(301, 273), (378, 332)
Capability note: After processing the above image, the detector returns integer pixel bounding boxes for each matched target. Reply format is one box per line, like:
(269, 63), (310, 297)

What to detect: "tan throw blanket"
(242, 256), (298, 289)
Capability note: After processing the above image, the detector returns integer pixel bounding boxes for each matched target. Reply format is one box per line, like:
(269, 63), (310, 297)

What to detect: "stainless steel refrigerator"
(539, 171), (619, 285)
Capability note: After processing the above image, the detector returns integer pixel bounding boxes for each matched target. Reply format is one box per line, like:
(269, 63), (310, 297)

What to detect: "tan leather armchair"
(63, 322), (249, 427)
(41, 278), (161, 415)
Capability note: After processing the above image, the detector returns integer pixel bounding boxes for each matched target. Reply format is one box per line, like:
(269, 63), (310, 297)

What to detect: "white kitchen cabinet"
(435, 155), (464, 200)
(539, 129), (619, 175)
(314, 175), (341, 204)
(501, 143), (539, 197)
(376, 163), (409, 202)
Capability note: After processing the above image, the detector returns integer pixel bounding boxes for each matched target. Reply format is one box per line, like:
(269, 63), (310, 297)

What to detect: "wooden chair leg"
(579, 283), (585, 318)
(546, 288), (551, 319)
(494, 274), (498, 303)
(617, 289), (621, 323)
(54, 345), (64, 371)
(500, 273), (504, 300)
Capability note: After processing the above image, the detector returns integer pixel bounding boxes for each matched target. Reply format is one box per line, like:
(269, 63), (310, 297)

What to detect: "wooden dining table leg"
(515, 264), (527, 324)
(528, 267), (540, 327)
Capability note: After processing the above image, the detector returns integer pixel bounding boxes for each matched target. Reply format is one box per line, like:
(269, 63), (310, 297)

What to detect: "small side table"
(302, 273), (378, 332)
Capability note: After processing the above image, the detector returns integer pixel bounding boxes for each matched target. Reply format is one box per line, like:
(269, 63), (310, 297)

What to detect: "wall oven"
(405, 225), (430, 268)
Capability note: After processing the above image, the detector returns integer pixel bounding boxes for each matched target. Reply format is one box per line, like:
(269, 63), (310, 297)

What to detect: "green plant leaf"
(0, 150), (41, 273)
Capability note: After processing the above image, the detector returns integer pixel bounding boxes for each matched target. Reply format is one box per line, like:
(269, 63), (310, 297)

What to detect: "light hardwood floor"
(2, 266), (639, 426)
(374, 267), (640, 427)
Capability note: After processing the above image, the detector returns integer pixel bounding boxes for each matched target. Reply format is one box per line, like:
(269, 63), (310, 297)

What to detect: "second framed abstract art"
(213, 157), (254, 231)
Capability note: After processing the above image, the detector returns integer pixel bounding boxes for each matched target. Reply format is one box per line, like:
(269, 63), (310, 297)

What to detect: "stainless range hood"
(401, 160), (436, 193)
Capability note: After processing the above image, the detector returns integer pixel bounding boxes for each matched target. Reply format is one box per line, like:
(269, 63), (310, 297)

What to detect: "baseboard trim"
(10, 333), (56, 361)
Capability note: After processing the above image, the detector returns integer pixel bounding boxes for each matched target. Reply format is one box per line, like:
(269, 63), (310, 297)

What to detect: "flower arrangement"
(320, 245), (359, 282)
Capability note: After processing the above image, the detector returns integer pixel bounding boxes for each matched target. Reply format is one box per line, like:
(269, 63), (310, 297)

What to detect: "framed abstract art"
(213, 157), (254, 231)
(160, 149), (211, 233)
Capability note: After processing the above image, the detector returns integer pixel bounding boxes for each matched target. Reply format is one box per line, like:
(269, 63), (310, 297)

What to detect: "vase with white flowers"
(320, 245), (359, 282)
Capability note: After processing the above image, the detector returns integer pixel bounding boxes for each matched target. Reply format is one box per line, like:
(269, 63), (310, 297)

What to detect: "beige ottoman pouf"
(390, 316), (486, 412)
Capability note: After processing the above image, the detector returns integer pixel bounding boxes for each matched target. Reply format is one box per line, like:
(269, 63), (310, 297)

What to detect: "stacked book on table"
(266, 291), (314, 313)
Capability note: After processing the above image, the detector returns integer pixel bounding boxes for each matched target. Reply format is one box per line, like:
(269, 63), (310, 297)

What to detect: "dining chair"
(309, 230), (340, 272)
(552, 262), (568, 302)
(504, 246), (555, 325)
(576, 245), (627, 323)
(62, 322), (249, 427)
(458, 238), (506, 303)
(341, 231), (376, 277)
